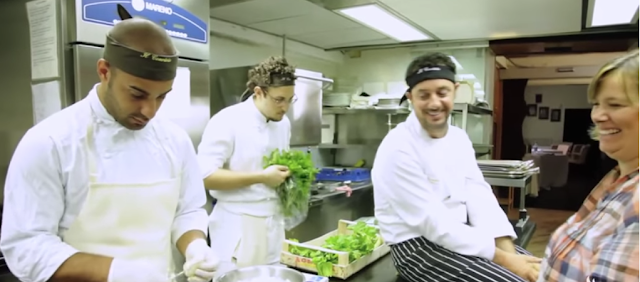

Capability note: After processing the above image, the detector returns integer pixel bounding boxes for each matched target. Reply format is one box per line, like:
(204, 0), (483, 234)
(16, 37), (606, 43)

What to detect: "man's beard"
(104, 85), (121, 122)
(419, 111), (450, 137)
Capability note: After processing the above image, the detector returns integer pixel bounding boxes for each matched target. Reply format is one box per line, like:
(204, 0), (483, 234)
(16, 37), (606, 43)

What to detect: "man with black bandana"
(1, 12), (216, 282)
(372, 53), (541, 282)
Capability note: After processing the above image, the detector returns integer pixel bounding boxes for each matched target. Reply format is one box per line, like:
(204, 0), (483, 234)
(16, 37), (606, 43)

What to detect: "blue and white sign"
(81, 0), (208, 44)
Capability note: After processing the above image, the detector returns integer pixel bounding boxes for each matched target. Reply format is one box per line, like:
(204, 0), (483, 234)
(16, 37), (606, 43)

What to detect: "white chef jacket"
(372, 112), (516, 261)
(197, 98), (290, 202)
(0, 86), (209, 282)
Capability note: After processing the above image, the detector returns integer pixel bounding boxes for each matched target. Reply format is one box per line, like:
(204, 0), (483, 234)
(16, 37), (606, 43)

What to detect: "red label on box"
(295, 256), (315, 268)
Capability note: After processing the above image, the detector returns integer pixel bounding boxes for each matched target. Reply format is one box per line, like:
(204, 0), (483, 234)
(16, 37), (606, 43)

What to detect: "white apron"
(61, 110), (181, 277)
(208, 122), (285, 268)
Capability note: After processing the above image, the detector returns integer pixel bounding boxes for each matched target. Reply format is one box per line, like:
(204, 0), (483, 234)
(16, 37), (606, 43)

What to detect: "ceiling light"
(336, 4), (430, 42)
(590, 0), (639, 27)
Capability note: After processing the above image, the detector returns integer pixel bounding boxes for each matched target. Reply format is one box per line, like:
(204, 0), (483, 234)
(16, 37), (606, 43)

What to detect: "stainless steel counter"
(285, 182), (374, 242)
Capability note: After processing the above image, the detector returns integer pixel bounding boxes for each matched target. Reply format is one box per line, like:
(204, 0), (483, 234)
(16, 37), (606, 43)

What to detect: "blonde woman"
(538, 50), (639, 282)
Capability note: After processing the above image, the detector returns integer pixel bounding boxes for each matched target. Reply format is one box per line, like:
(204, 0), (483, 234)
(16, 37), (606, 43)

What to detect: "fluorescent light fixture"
(336, 4), (430, 42)
(449, 56), (464, 70)
(590, 0), (639, 27)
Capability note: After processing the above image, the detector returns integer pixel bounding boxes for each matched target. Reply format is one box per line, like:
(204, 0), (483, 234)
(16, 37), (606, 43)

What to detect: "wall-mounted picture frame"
(526, 104), (537, 116)
(538, 107), (549, 120)
(535, 94), (543, 104)
(550, 109), (561, 122)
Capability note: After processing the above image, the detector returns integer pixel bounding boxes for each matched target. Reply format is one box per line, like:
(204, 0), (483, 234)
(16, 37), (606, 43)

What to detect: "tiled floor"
(507, 208), (575, 257)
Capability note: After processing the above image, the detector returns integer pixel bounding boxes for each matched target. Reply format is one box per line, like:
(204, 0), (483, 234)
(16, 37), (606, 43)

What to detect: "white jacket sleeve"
(196, 113), (234, 179)
(384, 147), (496, 260)
(462, 137), (517, 240)
(172, 131), (209, 243)
(0, 131), (79, 282)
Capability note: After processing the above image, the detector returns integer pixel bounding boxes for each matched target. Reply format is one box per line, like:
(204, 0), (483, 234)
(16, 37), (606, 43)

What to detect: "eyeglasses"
(261, 88), (297, 105)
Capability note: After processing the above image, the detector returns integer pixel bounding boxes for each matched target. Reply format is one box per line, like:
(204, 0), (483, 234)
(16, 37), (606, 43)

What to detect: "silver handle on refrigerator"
(296, 74), (334, 90)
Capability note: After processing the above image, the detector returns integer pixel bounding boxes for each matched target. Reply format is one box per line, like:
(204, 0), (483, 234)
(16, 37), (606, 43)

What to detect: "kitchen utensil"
(215, 265), (305, 282)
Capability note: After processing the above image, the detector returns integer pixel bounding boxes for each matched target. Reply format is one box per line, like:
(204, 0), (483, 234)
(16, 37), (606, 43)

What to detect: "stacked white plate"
(322, 92), (351, 107)
(454, 81), (475, 104)
(375, 97), (404, 109)
(349, 95), (376, 108)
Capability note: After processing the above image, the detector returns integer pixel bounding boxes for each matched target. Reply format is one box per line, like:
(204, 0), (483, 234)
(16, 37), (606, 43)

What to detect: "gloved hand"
(108, 258), (171, 282)
(183, 239), (219, 282)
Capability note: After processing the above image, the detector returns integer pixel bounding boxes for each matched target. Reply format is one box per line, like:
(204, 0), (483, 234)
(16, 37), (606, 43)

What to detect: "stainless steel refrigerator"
(68, 0), (211, 147)
(0, 0), (211, 149)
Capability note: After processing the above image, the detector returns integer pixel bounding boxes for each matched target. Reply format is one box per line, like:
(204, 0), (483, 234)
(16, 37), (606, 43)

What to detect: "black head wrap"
(102, 4), (179, 81)
(399, 66), (456, 105)
(240, 73), (296, 102)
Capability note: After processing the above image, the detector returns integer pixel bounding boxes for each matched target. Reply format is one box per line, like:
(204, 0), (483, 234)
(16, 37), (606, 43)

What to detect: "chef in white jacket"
(1, 14), (217, 282)
(197, 57), (295, 269)
(372, 52), (541, 282)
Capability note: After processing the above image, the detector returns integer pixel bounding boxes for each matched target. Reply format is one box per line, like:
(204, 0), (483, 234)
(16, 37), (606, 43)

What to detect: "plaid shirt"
(538, 167), (639, 282)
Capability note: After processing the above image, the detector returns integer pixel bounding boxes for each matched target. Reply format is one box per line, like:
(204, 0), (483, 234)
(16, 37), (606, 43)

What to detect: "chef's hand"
(108, 258), (171, 282)
(500, 254), (541, 282)
(184, 239), (219, 282)
(262, 165), (290, 187)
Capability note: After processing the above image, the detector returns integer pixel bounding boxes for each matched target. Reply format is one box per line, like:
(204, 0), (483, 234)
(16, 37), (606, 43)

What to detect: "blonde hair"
(587, 49), (639, 140)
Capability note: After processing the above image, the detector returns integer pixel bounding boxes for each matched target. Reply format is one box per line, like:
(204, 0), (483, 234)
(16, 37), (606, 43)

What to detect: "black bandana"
(399, 66), (456, 105)
(103, 36), (179, 81)
(239, 73), (297, 102)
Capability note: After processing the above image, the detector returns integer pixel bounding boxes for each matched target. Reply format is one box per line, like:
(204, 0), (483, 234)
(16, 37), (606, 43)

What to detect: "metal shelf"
(323, 104), (490, 116)
(317, 143), (492, 155)
(317, 144), (366, 149)
(322, 107), (410, 115)
(473, 144), (493, 158)
(450, 103), (492, 132)
(452, 103), (493, 116)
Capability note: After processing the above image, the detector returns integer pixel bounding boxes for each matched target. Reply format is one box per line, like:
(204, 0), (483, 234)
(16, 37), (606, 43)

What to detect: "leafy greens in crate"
(288, 221), (385, 277)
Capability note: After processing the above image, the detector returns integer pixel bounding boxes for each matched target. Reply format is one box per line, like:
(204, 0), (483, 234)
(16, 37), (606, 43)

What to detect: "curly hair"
(405, 52), (457, 78)
(246, 56), (297, 89)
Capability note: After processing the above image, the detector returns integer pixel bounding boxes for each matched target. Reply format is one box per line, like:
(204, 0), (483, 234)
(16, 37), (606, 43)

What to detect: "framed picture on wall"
(535, 94), (543, 104)
(538, 107), (549, 120)
(550, 109), (561, 122)
(527, 104), (537, 116)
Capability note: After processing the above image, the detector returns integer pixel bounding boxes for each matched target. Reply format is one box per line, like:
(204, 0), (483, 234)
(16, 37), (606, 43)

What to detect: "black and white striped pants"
(390, 237), (532, 282)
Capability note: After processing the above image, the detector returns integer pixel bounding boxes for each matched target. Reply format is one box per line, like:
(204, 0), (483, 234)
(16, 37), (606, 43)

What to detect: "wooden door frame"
(493, 66), (504, 159)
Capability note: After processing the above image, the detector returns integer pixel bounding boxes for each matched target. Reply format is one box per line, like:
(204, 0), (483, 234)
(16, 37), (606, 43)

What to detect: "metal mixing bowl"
(215, 265), (305, 282)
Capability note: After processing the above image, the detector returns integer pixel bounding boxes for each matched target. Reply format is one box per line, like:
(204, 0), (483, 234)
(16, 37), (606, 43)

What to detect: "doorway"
(562, 109), (601, 173)
(557, 108), (601, 209)
(562, 109), (593, 144)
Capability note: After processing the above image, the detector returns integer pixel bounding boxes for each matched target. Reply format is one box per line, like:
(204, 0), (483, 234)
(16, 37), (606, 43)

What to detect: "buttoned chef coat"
(372, 112), (516, 260)
(0, 86), (209, 282)
(197, 98), (291, 203)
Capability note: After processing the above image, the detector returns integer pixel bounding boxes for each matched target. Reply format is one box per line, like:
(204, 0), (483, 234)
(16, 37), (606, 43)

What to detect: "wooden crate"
(280, 219), (391, 279)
